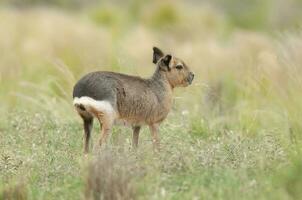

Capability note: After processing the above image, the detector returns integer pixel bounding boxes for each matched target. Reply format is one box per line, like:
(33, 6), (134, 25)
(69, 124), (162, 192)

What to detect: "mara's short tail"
(73, 97), (87, 111)
(74, 103), (86, 111)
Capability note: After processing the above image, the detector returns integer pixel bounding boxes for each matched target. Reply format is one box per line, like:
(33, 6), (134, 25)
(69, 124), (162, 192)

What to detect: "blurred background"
(2, 0), (302, 136)
(1, 0), (302, 199)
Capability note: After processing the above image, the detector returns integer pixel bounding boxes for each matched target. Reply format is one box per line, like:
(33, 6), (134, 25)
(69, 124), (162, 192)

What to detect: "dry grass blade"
(52, 59), (76, 88)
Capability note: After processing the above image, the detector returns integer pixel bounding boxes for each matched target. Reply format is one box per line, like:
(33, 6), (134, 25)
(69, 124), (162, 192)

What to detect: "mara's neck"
(149, 67), (173, 112)
(150, 67), (173, 90)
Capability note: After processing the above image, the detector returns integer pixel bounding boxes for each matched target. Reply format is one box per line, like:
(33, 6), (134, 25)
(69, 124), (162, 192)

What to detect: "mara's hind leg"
(96, 112), (114, 148)
(81, 116), (93, 154)
(76, 108), (94, 154)
(74, 97), (116, 151)
(132, 126), (141, 148)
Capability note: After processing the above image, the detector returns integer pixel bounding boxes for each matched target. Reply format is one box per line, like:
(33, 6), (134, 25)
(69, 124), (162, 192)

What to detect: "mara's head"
(153, 47), (194, 88)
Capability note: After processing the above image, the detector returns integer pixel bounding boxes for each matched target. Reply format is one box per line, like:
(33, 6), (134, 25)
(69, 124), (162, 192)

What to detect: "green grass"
(0, 109), (300, 199)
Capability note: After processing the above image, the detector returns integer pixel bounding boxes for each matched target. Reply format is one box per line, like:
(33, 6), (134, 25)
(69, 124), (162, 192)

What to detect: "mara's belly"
(116, 106), (170, 126)
(116, 91), (172, 126)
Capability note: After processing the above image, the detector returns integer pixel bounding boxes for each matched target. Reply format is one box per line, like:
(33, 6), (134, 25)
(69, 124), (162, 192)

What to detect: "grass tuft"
(84, 149), (138, 200)
(0, 181), (27, 200)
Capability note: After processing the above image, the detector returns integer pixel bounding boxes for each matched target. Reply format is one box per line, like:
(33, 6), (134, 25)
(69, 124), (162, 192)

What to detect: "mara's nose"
(191, 72), (194, 80)
(188, 72), (194, 84)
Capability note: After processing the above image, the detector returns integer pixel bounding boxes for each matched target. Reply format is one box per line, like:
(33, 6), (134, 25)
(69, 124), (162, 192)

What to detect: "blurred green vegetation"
(2, 0), (302, 30)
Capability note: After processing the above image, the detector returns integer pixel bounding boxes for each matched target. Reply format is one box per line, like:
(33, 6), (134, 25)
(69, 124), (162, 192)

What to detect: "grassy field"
(1, 1), (302, 199)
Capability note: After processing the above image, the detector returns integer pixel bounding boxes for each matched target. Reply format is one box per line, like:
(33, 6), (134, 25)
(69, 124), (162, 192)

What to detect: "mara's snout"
(187, 72), (194, 85)
(73, 46), (194, 153)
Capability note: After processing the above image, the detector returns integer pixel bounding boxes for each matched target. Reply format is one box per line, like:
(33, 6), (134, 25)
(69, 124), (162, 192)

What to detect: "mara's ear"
(159, 54), (172, 71)
(153, 47), (164, 64)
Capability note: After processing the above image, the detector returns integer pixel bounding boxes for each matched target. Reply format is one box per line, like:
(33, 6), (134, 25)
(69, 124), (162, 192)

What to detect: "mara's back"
(73, 71), (145, 102)
(73, 71), (119, 102)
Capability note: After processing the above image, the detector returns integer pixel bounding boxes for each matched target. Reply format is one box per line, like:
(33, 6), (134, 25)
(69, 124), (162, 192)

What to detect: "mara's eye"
(176, 65), (183, 70)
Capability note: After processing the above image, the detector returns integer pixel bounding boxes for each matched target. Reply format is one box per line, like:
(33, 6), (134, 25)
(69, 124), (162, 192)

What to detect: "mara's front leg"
(149, 124), (160, 151)
(132, 126), (141, 148)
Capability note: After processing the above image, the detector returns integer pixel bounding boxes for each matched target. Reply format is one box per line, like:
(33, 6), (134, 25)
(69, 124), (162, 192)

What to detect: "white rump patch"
(73, 96), (116, 118)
